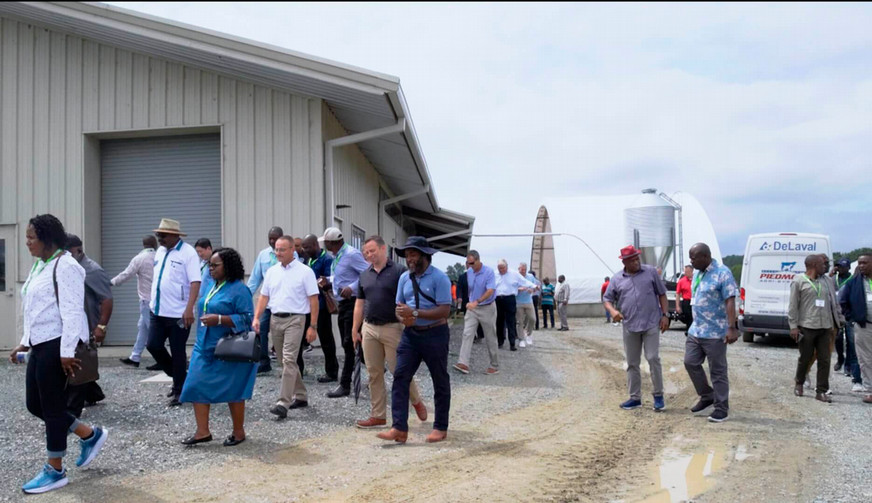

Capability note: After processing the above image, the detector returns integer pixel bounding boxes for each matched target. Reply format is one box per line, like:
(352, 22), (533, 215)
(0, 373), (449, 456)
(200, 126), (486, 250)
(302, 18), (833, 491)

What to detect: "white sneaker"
(852, 383), (865, 393)
(519, 340), (527, 348)
(527, 335), (534, 346)
(612, 322), (620, 327)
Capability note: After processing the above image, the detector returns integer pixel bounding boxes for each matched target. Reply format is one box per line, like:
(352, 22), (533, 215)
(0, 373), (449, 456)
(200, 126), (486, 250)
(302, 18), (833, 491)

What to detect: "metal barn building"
(0, 2), (474, 347)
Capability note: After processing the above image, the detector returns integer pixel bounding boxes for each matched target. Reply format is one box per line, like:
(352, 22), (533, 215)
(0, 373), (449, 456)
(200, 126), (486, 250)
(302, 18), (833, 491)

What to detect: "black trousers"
(795, 327), (832, 394)
(496, 295), (518, 347)
(66, 381), (104, 418)
(533, 296), (540, 330)
(316, 301), (339, 378)
(337, 298), (356, 389)
(26, 338), (77, 457)
(147, 313), (190, 395)
(680, 300), (693, 332)
(541, 304), (555, 328)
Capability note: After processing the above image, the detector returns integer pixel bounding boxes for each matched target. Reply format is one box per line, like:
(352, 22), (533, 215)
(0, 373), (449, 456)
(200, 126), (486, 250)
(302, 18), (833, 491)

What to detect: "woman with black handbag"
(179, 247), (257, 447)
(8, 214), (108, 494)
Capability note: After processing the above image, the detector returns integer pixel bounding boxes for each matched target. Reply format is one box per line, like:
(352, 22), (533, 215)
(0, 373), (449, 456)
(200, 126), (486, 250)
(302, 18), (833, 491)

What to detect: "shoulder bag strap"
(409, 274), (437, 309)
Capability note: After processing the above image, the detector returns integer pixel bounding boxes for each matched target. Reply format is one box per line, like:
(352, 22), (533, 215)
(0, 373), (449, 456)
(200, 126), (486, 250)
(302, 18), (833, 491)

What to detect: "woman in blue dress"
(180, 247), (257, 447)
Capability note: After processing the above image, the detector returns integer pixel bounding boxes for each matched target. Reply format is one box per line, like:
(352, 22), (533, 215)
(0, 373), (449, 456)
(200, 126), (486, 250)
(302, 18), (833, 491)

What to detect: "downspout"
(378, 185), (430, 238)
(324, 118), (406, 230)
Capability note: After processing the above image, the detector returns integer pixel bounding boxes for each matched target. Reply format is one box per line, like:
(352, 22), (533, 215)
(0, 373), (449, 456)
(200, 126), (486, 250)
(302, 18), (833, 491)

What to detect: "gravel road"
(0, 318), (870, 502)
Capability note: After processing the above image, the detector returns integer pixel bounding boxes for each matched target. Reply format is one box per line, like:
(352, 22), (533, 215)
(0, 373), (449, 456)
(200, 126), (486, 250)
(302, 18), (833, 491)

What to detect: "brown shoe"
(376, 428), (408, 443)
(425, 429), (447, 443)
(452, 363), (470, 374)
(863, 395), (872, 404)
(484, 367), (499, 375)
(412, 401), (428, 421)
(356, 417), (387, 429)
(794, 383), (803, 397)
(815, 393), (832, 403)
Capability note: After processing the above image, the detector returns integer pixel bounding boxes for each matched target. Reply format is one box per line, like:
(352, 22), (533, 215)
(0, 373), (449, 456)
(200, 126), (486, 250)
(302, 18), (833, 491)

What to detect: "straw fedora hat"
(153, 218), (187, 236)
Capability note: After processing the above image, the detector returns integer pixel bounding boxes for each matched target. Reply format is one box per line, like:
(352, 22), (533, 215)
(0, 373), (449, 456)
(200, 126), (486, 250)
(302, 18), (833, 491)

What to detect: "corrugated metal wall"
(322, 104), (380, 246)
(0, 17), (324, 280)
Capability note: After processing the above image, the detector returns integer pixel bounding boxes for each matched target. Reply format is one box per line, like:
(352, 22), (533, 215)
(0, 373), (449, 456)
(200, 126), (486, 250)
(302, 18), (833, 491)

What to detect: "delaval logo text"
(759, 241), (817, 252)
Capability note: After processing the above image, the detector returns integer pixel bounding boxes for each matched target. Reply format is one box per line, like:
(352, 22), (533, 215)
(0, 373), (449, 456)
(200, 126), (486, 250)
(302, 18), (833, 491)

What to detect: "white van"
(738, 232), (831, 342)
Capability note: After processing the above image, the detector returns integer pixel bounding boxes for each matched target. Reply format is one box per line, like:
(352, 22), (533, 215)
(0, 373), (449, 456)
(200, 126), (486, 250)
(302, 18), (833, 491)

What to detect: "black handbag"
(214, 331), (261, 363)
(53, 253), (99, 386)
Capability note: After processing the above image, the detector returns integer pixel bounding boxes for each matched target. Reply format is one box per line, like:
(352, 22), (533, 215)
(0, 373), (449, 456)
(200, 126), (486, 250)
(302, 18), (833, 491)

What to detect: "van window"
(748, 255), (802, 290)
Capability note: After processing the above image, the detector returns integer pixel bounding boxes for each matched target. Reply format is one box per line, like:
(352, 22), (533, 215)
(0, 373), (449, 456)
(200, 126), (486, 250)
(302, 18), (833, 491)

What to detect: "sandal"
(223, 434), (246, 447)
(181, 434), (212, 445)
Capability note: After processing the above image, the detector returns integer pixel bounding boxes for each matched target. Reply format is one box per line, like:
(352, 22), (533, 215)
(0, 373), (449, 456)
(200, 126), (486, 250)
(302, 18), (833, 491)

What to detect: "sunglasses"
(466, 261), (475, 266)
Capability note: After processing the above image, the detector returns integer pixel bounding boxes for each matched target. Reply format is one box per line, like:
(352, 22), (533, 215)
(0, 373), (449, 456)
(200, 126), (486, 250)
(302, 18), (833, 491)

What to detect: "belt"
(365, 318), (397, 326)
(272, 312), (305, 318)
(409, 319), (447, 331)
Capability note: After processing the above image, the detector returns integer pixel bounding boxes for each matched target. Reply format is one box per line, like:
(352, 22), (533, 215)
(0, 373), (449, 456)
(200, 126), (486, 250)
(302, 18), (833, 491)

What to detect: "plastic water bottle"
(16, 351), (30, 364)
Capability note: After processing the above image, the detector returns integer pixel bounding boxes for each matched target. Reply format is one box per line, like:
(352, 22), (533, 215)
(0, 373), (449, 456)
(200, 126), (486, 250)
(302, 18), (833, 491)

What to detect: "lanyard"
(21, 249), (63, 296)
(330, 244), (348, 275)
(203, 281), (226, 314)
(269, 251), (277, 267)
(308, 250), (325, 268)
(154, 240), (183, 315)
(838, 274), (853, 288)
(801, 274), (822, 298)
(200, 261), (208, 274)
(692, 272), (706, 296)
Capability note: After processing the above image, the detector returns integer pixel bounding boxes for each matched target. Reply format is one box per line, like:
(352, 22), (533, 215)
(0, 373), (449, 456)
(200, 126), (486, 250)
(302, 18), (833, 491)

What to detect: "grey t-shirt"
(603, 264), (667, 332)
(81, 256), (113, 332)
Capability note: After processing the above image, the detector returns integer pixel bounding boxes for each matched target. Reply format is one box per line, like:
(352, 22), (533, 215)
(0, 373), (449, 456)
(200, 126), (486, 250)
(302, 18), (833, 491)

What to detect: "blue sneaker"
(22, 464), (68, 494)
(653, 395), (665, 412)
(76, 427), (108, 468)
(620, 398), (642, 410)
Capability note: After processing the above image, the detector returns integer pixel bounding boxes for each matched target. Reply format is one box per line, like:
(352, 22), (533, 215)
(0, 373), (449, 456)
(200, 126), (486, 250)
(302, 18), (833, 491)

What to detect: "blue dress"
(180, 280), (257, 404)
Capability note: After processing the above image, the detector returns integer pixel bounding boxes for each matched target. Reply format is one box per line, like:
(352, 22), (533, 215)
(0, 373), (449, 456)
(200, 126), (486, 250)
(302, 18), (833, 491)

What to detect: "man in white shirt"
(146, 219), (201, 407)
(556, 275), (571, 331)
(515, 262), (540, 348)
(495, 259), (535, 351)
(112, 235), (157, 368)
(253, 235), (320, 419)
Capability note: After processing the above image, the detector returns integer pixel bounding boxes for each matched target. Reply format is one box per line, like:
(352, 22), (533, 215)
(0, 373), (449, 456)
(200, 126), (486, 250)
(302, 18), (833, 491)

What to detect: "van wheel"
(742, 332), (754, 343)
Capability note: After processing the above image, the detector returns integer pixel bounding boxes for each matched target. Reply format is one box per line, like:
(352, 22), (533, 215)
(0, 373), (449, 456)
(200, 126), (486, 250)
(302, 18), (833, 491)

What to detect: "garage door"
(101, 134), (221, 345)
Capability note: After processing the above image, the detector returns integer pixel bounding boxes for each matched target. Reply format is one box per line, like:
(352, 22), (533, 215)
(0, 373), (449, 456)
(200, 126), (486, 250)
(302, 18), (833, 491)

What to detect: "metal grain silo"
(624, 189), (676, 276)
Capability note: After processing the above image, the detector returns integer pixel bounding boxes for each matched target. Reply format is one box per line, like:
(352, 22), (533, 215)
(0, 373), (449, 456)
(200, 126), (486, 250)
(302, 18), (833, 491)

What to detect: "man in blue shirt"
(248, 226), (283, 373)
(301, 234), (339, 383)
(685, 243), (739, 423)
(454, 250), (498, 375)
(319, 227), (370, 398)
(377, 237), (452, 444)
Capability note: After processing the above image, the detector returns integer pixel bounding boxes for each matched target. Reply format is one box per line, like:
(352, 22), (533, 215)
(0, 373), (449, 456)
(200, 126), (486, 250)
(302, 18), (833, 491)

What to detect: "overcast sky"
(110, 2), (872, 271)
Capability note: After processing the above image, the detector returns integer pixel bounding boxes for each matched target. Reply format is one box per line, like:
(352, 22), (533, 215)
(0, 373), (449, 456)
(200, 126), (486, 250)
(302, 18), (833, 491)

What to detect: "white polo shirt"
(261, 259), (319, 314)
(149, 239), (201, 318)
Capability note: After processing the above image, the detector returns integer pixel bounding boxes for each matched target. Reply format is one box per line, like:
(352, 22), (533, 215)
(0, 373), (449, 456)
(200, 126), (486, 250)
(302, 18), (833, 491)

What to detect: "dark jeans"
(495, 295), (518, 347)
(533, 296), (540, 330)
(835, 324), (845, 364)
(26, 338), (78, 457)
(316, 302), (339, 378)
(147, 313), (190, 395)
(605, 306), (612, 323)
(338, 298), (356, 389)
(66, 381), (105, 418)
(795, 327), (831, 394)
(258, 309), (272, 369)
(542, 304), (555, 328)
(392, 324), (451, 432)
(680, 300), (693, 332)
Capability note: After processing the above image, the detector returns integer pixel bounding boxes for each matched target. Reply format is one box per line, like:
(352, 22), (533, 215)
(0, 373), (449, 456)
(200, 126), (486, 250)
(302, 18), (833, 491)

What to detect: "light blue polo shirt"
(396, 265), (452, 326)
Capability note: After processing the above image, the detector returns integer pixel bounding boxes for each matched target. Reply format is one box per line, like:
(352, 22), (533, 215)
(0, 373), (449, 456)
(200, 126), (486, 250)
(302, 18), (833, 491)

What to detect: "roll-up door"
(101, 134), (221, 344)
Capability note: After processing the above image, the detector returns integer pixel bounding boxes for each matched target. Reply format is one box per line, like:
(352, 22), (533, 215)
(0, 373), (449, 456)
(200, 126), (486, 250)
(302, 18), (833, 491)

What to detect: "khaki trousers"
(271, 314), (307, 406)
(362, 322), (422, 419)
(458, 303), (499, 369)
(517, 303), (535, 337)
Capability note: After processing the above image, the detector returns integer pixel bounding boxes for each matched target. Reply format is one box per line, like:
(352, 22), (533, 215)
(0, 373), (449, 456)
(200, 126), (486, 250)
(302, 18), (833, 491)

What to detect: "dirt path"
(44, 323), (831, 502)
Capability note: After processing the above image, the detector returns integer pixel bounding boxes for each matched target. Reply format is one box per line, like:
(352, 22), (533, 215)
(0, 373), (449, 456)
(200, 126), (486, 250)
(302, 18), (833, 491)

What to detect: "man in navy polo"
(377, 237), (453, 444)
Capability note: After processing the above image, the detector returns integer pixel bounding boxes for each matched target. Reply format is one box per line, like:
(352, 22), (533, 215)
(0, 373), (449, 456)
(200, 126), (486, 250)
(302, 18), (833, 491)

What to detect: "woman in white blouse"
(8, 214), (109, 494)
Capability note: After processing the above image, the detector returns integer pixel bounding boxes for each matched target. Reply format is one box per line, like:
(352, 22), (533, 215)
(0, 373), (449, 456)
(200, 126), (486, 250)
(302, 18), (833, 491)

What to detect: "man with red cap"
(603, 245), (669, 412)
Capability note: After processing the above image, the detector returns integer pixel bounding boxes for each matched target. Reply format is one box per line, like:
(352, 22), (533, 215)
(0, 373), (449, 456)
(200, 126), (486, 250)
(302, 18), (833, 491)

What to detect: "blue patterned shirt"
(689, 259), (739, 339)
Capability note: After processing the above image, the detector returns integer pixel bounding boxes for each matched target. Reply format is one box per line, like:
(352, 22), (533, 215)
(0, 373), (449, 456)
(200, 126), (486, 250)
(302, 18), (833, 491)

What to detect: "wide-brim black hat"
(395, 236), (438, 257)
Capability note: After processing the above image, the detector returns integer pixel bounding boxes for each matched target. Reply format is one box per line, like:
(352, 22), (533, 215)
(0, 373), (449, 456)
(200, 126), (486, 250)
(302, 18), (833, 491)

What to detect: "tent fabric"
(541, 191), (722, 304)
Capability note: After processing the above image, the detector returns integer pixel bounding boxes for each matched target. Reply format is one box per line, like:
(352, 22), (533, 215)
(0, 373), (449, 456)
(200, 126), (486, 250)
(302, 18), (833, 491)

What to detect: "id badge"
(815, 299), (825, 308)
(690, 297), (697, 306)
(867, 293), (872, 302)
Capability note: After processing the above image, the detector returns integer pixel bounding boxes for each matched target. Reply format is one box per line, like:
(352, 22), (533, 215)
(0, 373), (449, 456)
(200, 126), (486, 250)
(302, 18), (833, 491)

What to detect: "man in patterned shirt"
(684, 243), (739, 423)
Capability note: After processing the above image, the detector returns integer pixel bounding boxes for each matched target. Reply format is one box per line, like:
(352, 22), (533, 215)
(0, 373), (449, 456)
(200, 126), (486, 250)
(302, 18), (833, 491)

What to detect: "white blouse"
(21, 253), (89, 358)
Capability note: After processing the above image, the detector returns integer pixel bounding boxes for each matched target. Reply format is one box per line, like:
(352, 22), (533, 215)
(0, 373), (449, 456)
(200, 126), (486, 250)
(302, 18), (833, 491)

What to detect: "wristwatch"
(96, 324), (108, 332)
(412, 310), (419, 318)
